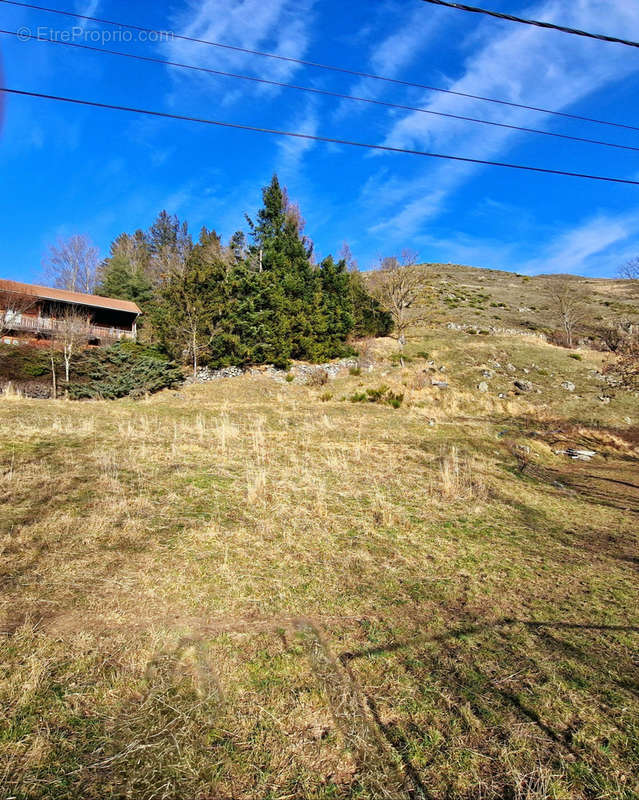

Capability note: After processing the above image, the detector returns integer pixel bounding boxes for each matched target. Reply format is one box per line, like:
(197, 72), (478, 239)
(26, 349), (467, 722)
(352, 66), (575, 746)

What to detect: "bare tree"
(44, 235), (100, 294)
(339, 242), (359, 272)
(56, 306), (92, 384)
(372, 250), (427, 365)
(0, 288), (36, 339)
(619, 257), (639, 281)
(551, 279), (589, 348)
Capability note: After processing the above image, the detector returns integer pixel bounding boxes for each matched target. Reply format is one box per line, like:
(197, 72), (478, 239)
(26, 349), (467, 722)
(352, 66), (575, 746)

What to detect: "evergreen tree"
(148, 211), (192, 283)
(152, 229), (228, 376)
(242, 175), (326, 362)
(317, 256), (355, 358)
(349, 270), (393, 337)
(98, 233), (153, 306)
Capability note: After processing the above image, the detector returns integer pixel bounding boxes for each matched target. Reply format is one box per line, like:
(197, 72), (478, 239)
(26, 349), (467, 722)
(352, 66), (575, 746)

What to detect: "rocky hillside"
(367, 262), (639, 343)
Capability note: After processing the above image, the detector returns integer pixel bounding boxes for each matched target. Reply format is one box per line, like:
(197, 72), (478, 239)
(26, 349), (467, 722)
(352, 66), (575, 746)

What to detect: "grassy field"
(1, 327), (638, 799)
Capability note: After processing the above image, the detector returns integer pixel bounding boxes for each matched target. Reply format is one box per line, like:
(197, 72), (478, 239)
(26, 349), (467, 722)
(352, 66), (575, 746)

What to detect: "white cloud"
(520, 209), (639, 276)
(276, 101), (319, 175)
(362, 0), (639, 236)
(164, 0), (316, 104)
(406, 207), (639, 277)
(75, 0), (100, 30)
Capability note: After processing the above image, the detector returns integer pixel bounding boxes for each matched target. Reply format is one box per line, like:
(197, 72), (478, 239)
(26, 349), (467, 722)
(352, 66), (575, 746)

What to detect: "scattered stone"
(431, 380), (449, 389)
(188, 357), (359, 385)
(506, 363), (517, 373)
(481, 369), (494, 379)
(478, 381), (489, 393)
(561, 381), (576, 392)
(598, 396), (611, 404)
(523, 367), (530, 374)
(513, 379), (533, 392)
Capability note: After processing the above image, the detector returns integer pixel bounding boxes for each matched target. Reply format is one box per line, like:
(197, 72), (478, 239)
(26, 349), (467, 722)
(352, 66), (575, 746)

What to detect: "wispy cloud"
(408, 207), (639, 277)
(276, 100), (319, 175)
(520, 209), (639, 276)
(75, 0), (100, 30)
(361, 0), (639, 237)
(165, 0), (316, 105)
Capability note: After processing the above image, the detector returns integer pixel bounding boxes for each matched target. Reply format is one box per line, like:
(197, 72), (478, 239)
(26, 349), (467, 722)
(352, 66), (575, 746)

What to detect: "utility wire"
(420, 0), (639, 49)
(1, 0), (638, 134)
(4, 28), (639, 153)
(2, 86), (639, 186)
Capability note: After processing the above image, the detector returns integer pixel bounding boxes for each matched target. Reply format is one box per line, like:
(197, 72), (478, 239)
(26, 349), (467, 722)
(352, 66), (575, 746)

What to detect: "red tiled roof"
(0, 279), (141, 315)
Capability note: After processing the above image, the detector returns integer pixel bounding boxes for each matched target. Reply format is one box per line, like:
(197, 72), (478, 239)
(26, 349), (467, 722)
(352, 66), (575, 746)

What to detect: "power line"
(1, 0), (638, 134)
(2, 86), (639, 186)
(5, 28), (639, 154)
(420, 0), (639, 49)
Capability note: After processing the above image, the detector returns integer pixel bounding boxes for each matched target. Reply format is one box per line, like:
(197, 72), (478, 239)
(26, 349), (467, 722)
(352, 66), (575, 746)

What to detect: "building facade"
(0, 279), (141, 346)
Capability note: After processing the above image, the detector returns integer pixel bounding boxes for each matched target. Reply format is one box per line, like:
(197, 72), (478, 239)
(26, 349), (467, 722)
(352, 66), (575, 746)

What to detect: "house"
(0, 279), (141, 346)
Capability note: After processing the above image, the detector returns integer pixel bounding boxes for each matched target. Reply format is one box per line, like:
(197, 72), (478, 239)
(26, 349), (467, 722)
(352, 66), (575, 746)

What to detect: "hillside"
(366, 262), (639, 341)
(1, 309), (638, 799)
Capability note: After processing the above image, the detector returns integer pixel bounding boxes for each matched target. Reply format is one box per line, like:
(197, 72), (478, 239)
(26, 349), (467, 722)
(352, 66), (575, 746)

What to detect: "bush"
(68, 343), (183, 399)
(307, 368), (328, 386)
(349, 366), (361, 376)
(569, 353), (582, 360)
(320, 391), (333, 402)
(285, 373), (295, 383)
(347, 385), (403, 408)
(0, 344), (52, 380)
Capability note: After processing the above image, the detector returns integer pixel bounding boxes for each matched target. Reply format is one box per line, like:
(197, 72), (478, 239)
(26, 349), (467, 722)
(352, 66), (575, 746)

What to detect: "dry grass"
(1, 331), (638, 799)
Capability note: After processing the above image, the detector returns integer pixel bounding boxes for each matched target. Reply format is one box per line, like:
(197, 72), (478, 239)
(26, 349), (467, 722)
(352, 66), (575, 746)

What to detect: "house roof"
(0, 279), (141, 315)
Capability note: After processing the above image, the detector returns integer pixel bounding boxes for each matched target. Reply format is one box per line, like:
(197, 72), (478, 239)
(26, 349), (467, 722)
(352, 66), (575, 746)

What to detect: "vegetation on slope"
(1, 327), (637, 799)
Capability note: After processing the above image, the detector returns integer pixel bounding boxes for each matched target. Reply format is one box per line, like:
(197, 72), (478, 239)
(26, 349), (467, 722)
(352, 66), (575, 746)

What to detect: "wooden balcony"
(4, 315), (136, 342)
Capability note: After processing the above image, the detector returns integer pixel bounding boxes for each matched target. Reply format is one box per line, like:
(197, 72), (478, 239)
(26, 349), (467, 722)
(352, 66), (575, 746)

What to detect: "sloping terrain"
(366, 263), (639, 340)
(1, 318), (637, 799)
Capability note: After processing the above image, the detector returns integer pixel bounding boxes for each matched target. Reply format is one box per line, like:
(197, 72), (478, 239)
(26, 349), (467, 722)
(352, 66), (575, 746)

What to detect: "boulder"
(478, 381), (489, 393)
(561, 381), (576, 392)
(513, 379), (533, 392)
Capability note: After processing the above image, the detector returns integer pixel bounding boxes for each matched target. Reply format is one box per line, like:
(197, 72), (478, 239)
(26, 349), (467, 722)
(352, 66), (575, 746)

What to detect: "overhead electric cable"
(419, 0), (639, 49)
(2, 86), (639, 186)
(4, 28), (639, 154)
(1, 0), (638, 133)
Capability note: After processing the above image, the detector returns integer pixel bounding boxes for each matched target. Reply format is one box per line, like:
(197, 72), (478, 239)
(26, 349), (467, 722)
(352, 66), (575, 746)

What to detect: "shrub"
(285, 373), (295, 383)
(348, 385), (403, 408)
(415, 350), (429, 359)
(307, 368), (328, 386)
(348, 391), (368, 403)
(67, 343), (183, 399)
(349, 366), (361, 376)
(569, 353), (582, 360)
(320, 391), (333, 402)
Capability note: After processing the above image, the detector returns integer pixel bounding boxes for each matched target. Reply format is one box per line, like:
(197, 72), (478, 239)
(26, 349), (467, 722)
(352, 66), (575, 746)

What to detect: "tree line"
(43, 176), (392, 374)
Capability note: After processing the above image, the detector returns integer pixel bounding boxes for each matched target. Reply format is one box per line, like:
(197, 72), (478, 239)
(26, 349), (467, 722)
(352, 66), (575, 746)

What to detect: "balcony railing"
(3, 315), (136, 342)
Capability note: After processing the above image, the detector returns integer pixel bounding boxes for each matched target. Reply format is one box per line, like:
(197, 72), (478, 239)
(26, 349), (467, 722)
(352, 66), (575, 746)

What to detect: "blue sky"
(1, 0), (639, 282)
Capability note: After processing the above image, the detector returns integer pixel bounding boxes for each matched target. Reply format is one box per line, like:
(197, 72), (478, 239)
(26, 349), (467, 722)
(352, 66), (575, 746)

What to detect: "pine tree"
(98, 233), (153, 307)
(317, 256), (355, 358)
(152, 229), (228, 376)
(148, 211), (192, 283)
(349, 270), (393, 338)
